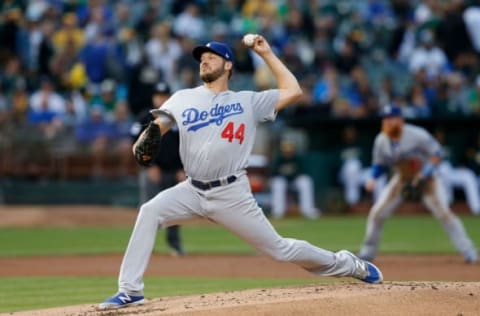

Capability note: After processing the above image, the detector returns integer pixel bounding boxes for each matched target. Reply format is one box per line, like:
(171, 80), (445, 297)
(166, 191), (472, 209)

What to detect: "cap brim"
(192, 46), (226, 62)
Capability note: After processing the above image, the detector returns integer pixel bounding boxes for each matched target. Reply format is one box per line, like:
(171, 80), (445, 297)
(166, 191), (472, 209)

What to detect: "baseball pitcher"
(99, 35), (383, 310)
(358, 104), (478, 263)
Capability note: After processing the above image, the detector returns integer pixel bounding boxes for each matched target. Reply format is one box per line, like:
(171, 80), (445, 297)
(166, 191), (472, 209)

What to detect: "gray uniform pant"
(119, 174), (361, 295)
(359, 173), (477, 261)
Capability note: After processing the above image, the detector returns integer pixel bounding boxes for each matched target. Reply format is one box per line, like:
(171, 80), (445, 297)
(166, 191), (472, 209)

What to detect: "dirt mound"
(8, 282), (479, 316)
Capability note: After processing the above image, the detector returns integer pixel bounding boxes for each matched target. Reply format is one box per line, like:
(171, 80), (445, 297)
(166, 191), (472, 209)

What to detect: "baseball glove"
(134, 121), (162, 167)
(401, 178), (426, 201)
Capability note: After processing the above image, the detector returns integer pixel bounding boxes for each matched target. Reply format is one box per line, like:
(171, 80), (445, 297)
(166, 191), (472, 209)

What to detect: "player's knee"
(368, 211), (385, 224)
(436, 210), (455, 223)
(138, 202), (158, 220)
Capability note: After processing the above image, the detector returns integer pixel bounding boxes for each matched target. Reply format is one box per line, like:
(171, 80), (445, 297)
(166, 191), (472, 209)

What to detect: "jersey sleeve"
(250, 89), (279, 122)
(158, 91), (180, 119)
(418, 129), (443, 158)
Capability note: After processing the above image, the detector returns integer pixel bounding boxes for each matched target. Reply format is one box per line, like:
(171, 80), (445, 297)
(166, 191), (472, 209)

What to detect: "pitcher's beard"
(201, 68), (225, 83)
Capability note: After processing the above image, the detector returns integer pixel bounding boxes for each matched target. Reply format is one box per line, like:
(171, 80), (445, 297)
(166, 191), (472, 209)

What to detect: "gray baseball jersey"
(359, 123), (477, 262)
(372, 124), (442, 174)
(162, 86), (277, 180)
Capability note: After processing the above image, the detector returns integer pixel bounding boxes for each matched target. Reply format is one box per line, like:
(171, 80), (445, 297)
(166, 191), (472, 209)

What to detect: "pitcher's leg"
(119, 182), (201, 295)
(423, 177), (478, 262)
(359, 175), (402, 260)
(209, 178), (376, 278)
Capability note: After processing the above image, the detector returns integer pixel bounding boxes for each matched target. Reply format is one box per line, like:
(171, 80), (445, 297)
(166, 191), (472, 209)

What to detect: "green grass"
(1, 216), (479, 257)
(0, 276), (320, 313)
(1, 215), (479, 312)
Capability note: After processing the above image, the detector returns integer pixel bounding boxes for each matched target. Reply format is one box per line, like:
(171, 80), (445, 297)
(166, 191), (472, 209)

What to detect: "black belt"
(191, 175), (237, 190)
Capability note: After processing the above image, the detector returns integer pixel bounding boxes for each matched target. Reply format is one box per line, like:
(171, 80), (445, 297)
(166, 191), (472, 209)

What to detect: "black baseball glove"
(134, 121), (162, 167)
(401, 178), (427, 201)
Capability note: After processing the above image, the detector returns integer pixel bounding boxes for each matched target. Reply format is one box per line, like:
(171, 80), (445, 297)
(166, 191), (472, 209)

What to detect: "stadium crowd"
(1, 0), (480, 186)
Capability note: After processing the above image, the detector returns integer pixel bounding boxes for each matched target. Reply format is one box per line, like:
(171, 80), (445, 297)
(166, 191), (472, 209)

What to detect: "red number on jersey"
(234, 123), (245, 144)
(221, 122), (245, 144)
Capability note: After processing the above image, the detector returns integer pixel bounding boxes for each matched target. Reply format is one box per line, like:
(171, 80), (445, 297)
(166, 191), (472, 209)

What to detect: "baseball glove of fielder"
(401, 178), (426, 201)
(134, 121), (161, 167)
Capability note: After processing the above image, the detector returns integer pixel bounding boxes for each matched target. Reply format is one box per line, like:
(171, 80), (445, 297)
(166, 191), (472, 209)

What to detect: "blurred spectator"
(126, 53), (162, 116)
(463, 5), (480, 54)
(75, 0), (113, 28)
(51, 38), (84, 90)
(441, 72), (470, 116)
(283, 5), (315, 43)
(405, 82), (431, 118)
(144, 21), (182, 84)
(269, 139), (320, 219)
(0, 7), (23, 58)
(29, 76), (65, 115)
(389, 13), (416, 63)
(27, 77), (66, 141)
(377, 74), (396, 107)
(436, 1), (477, 77)
(334, 38), (360, 75)
(173, 3), (206, 41)
(343, 65), (376, 118)
(36, 18), (56, 78)
(89, 78), (120, 118)
(312, 64), (339, 107)
(111, 2), (133, 31)
(174, 36), (200, 90)
(467, 74), (480, 115)
(408, 29), (449, 79)
(0, 86), (8, 125)
(281, 41), (308, 80)
(0, 56), (26, 96)
(84, 3), (111, 43)
(79, 28), (122, 86)
(117, 27), (143, 70)
(241, 0), (278, 34)
(9, 83), (29, 126)
(52, 12), (85, 55)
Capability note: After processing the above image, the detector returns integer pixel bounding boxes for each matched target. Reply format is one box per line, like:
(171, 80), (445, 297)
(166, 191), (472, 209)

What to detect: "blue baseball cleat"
(98, 292), (145, 310)
(340, 250), (384, 284)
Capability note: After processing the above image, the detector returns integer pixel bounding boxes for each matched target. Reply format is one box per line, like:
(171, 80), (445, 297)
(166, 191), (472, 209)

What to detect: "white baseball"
(243, 34), (257, 47)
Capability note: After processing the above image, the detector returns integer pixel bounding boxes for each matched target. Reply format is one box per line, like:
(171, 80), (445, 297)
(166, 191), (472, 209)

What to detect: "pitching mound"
(8, 282), (479, 316)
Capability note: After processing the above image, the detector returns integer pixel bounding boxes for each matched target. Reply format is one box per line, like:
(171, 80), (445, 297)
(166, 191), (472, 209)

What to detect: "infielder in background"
(130, 82), (184, 256)
(99, 35), (383, 310)
(358, 104), (478, 264)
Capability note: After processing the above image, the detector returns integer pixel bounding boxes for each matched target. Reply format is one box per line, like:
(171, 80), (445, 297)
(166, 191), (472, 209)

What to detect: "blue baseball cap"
(193, 41), (234, 63)
(380, 104), (402, 118)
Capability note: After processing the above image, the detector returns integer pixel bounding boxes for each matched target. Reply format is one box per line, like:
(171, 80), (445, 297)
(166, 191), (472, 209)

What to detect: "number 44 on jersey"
(221, 122), (245, 144)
